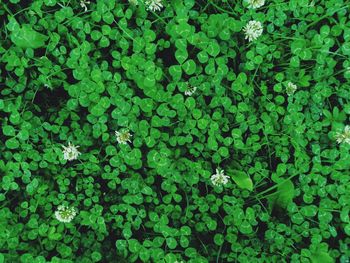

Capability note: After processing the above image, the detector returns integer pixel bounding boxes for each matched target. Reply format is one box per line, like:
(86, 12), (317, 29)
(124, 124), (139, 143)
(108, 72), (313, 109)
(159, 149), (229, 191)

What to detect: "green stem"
(2, 3), (14, 16)
(305, 6), (349, 29)
(209, 1), (238, 17)
(254, 173), (299, 198)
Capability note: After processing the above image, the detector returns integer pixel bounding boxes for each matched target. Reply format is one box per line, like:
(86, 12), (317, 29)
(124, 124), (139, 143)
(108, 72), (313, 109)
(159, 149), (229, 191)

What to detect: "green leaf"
(6, 138), (20, 149)
(268, 180), (295, 209)
(169, 65), (182, 81)
(91, 251), (102, 262)
(207, 136), (218, 151)
(140, 98), (154, 113)
(139, 247), (150, 262)
(3, 125), (15, 136)
(256, 43), (269, 55)
(229, 170), (253, 191)
(310, 251), (334, 263)
(214, 234), (224, 246)
(179, 235), (189, 248)
(166, 237), (177, 249)
(342, 43), (350, 56)
(175, 49), (188, 64)
(239, 220), (253, 235)
(197, 51), (208, 63)
(116, 240), (127, 251)
(345, 224), (350, 236)
(91, 105), (105, 117)
(291, 40), (305, 54)
(128, 239), (141, 253)
(26, 178), (39, 195)
(11, 24), (48, 49)
(182, 59), (196, 75)
(180, 226), (191, 235)
(207, 41), (220, 57)
(57, 244), (72, 258)
(18, 129), (29, 140)
(144, 76), (155, 88)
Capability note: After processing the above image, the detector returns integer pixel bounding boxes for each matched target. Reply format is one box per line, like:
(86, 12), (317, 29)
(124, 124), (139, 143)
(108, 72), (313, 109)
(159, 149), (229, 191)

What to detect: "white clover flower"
(115, 129), (132, 145)
(145, 0), (163, 11)
(243, 20), (263, 42)
(55, 205), (77, 223)
(184, 86), (197, 96)
(286, 82), (297, 96)
(246, 0), (265, 9)
(211, 169), (230, 186)
(335, 125), (350, 145)
(80, 0), (90, 11)
(62, 142), (81, 161)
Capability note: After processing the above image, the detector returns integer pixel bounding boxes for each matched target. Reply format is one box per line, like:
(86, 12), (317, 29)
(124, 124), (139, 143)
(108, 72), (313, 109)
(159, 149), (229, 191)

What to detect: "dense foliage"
(1, 0), (350, 262)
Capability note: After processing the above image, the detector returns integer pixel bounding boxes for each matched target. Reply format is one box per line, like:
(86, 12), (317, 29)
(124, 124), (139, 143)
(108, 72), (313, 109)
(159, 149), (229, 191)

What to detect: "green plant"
(0, 0), (350, 262)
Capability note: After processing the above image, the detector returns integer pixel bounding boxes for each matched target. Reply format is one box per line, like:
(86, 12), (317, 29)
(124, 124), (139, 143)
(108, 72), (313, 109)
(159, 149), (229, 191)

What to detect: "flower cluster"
(80, 0), (90, 11)
(55, 205), (77, 223)
(246, 0), (265, 9)
(243, 20), (263, 42)
(211, 169), (230, 187)
(286, 82), (297, 96)
(242, 0), (265, 41)
(59, 128), (132, 222)
(145, 0), (163, 12)
(335, 125), (350, 145)
(184, 86), (197, 96)
(62, 142), (81, 161)
(115, 129), (133, 145)
(242, 2), (298, 97)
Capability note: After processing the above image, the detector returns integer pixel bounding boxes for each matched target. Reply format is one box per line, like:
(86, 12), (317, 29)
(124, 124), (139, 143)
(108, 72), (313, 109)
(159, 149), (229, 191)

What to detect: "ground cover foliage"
(1, 0), (350, 262)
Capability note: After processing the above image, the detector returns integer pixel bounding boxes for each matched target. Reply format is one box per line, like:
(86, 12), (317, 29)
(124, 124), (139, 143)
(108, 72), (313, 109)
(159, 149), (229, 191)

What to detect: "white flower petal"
(286, 82), (297, 96)
(55, 205), (77, 223)
(246, 0), (265, 9)
(62, 142), (81, 161)
(115, 129), (132, 145)
(145, 0), (163, 11)
(211, 169), (229, 186)
(336, 126), (350, 145)
(243, 20), (263, 42)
